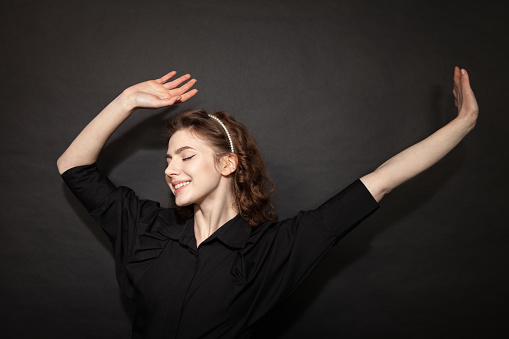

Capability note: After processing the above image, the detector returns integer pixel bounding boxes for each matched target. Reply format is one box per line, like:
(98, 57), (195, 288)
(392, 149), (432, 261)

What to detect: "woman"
(57, 68), (478, 338)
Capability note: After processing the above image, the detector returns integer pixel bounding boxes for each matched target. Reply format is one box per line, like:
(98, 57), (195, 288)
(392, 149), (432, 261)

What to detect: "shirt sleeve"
(249, 179), (379, 320)
(61, 164), (173, 300)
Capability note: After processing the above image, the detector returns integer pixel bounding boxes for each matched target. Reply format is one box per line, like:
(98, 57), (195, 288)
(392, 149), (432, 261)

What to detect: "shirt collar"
(176, 214), (252, 250)
(213, 214), (252, 249)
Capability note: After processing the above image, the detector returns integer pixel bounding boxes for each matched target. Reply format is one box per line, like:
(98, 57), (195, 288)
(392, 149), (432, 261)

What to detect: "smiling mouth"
(173, 181), (191, 193)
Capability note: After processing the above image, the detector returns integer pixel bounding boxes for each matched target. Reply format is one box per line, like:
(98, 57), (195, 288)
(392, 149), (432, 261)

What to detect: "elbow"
(56, 154), (71, 175)
(56, 156), (65, 174)
(56, 154), (94, 174)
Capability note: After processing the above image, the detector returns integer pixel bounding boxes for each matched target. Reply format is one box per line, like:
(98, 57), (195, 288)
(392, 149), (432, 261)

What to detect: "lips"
(172, 180), (191, 194)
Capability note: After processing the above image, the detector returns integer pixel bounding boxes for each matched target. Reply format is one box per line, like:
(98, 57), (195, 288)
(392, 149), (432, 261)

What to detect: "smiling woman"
(57, 68), (478, 339)
(164, 109), (277, 228)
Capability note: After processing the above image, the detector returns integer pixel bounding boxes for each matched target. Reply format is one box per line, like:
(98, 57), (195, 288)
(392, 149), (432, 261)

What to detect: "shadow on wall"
(98, 107), (179, 174)
(254, 160), (463, 338)
(61, 107), (179, 256)
(60, 106), (181, 322)
(60, 88), (466, 336)
(253, 85), (465, 338)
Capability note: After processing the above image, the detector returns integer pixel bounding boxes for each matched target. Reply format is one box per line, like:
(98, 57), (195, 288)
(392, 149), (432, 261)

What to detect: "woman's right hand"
(123, 71), (198, 110)
(57, 71), (197, 174)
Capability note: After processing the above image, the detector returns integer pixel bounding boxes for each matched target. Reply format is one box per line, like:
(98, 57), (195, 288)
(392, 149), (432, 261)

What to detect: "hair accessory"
(208, 114), (235, 153)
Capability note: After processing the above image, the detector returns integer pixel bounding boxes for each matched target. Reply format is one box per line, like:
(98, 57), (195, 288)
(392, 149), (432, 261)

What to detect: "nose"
(165, 160), (180, 178)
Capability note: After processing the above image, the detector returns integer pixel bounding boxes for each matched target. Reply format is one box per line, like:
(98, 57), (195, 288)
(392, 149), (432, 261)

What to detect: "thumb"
(158, 95), (182, 107)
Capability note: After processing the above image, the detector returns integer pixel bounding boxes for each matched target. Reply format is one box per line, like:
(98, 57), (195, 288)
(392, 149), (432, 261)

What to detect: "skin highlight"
(165, 129), (238, 246)
(57, 67), (478, 246)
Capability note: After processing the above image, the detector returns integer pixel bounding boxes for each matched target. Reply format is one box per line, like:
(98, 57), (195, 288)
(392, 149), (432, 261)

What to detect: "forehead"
(167, 129), (211, 153)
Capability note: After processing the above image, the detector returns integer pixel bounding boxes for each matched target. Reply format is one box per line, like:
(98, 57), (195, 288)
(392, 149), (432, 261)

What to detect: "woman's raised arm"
(360, 67), (479, 202)
(56, 71), (197, 174)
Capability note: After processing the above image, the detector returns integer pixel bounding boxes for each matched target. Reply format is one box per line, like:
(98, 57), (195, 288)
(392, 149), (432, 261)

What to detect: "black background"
(1, 0), (508, 338)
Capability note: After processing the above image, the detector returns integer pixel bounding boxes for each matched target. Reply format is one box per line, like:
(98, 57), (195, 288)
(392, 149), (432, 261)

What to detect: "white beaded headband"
(208, 114), (235, 153)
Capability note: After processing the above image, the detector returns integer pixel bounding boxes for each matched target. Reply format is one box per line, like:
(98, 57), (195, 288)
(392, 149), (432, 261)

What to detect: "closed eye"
(183, 155), (196, 161)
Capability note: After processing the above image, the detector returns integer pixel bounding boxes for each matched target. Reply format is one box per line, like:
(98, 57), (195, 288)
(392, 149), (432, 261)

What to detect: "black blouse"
(62, 164), (379, 339)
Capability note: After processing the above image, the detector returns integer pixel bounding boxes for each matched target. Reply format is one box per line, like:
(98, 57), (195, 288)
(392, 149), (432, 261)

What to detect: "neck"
(193, 186), (238, 247)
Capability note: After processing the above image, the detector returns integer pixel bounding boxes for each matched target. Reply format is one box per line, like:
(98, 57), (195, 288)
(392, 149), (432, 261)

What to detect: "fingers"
(177, 89), (198, 103)
(163, 73), (192, 89)
(155, 88), (198, 107)
(459, 69), (479, 113)
(453, 86), (460, 108)
(453, 66), (471, 110)
(155, 70), (198, 104)
(453, 66), (463, 110)
(459, 68), (473, 93)
(457, 67), (475, 102)
(155, 71), (195, 90)
(170, 78), (197, 96)
(452, 66), (479, 120)
(160, 80), (198, 105)
(453, 66), (461, 86)
(453, 66), (461, 94)
(155, 71), (177, 84)
(156, 94), (184, 107)
(454, 67), (472, 92)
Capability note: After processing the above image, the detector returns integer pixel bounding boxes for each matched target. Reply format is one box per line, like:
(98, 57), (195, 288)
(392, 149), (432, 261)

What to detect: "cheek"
(189, 159), (217, 177)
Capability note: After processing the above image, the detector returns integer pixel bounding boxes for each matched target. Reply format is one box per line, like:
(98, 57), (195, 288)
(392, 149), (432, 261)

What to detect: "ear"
(219, 154), (238, 176)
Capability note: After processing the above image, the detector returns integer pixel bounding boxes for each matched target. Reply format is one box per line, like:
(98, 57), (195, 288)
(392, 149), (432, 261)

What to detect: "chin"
(175, 198), (193, 207)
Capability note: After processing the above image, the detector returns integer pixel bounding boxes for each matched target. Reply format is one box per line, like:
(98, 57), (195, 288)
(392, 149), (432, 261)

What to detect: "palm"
(126, 71), (198, 110)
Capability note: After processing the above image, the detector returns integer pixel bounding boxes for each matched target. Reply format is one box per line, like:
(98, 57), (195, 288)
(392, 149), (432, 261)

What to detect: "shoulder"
(151, 208), (190, 240)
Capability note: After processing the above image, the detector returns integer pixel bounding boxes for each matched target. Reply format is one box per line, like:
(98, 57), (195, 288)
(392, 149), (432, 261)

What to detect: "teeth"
(174, 181), (191, 190)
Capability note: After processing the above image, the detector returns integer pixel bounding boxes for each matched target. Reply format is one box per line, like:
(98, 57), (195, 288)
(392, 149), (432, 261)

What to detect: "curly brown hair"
(164, 109), (277, 227)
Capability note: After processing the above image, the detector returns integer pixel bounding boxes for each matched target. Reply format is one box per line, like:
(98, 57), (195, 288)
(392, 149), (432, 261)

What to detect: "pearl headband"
(208, 114), (235, 153)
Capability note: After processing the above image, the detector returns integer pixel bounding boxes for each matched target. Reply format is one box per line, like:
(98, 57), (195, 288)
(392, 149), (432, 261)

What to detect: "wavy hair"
(164, 109), (277, 227)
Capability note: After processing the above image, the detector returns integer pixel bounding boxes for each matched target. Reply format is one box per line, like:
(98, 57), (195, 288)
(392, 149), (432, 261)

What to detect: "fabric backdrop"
(1, 0), (508, 338)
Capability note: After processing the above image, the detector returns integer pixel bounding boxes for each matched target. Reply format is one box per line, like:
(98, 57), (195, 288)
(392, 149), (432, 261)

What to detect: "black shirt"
(62, 164), (379, 338)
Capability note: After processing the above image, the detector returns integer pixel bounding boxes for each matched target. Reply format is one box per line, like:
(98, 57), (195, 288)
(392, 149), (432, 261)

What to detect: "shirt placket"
(174, 233), (200, 338)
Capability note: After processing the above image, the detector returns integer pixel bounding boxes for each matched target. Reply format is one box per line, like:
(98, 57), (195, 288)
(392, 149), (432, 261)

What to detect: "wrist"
(116, 89), (138, 114)
(450, 116), (476, 136)
(454, 114), (477, 132)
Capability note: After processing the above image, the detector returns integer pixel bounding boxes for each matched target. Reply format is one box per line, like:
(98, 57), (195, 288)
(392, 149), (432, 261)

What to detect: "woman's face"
(165, 129), (223, 207)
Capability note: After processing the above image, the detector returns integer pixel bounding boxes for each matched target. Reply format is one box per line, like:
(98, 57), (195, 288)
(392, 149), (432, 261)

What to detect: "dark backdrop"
(1, 1), (508, 338)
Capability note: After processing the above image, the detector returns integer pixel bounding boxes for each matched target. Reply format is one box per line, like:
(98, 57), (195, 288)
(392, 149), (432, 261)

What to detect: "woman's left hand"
(361, 67), (480, 202)
(453, 66), (479, 130)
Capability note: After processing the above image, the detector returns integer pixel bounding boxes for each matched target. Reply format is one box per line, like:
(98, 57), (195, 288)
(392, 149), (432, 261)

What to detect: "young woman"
(57, 67), (478, 338)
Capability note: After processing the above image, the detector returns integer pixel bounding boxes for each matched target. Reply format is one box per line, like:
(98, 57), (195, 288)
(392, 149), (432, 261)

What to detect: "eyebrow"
(165, 146), (196, 159)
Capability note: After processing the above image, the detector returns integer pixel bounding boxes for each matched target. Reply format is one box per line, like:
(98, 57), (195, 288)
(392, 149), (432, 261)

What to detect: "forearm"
(360, 68), (478, 202)
(361, 116), (475, 202)
(57, 91), (135, 174)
